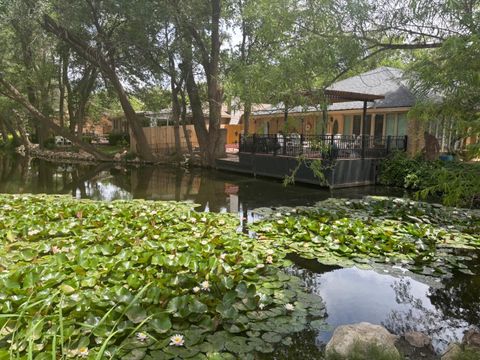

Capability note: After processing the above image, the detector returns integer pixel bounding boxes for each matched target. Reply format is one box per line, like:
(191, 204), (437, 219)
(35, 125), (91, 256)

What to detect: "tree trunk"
(243, 101), (251, 135)
(171, 86), (182, 156)
(1, 116), (21, 146)
(202, 0), (223, 166)
(0, 78), (111, 161)
(12, 111), (31, 148)
(180, 88), (193, 155)
(181, 47), (209, 155)
(42, 15), (155, 162)
(0, 118), (9, 143)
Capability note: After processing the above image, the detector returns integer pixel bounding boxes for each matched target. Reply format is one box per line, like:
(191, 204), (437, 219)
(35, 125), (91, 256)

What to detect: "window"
(397, 113), (407, 136)
(332, 119), (339, 134)
(343, 115), (352, 135)
(386, 114), (396, 136)
(352, 115), (362, 136)
(374, 114), (384, 138)
(363, 115), (372, 135)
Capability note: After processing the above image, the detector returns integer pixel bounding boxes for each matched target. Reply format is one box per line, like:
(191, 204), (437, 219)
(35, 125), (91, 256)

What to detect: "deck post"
(252, 134), (257, 154)
(361, 101), (367, 158)
(386, 135), (392, 155)
(300, 134), (304, 155)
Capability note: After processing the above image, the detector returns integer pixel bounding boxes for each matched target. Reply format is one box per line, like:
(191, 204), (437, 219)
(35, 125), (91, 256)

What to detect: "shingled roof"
(252, 67), (416, 116)
(327, 67), (415, 111)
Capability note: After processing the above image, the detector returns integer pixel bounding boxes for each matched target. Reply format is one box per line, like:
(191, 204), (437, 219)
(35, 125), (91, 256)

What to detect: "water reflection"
(0, 152), (406, 216)
(286, 258), (480, 354)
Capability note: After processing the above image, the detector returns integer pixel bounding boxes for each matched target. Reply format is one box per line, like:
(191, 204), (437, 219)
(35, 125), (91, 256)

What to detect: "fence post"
(239, 133), (243, 152)
(274, 134), (278, 156)
(404, 135), (408, 153)
(300, 134), (304, 155)
(252, 134), (257, 154)
(283, 135), (287, 155)
(386, 135), (391, 155)
(330, 134), (334, 159)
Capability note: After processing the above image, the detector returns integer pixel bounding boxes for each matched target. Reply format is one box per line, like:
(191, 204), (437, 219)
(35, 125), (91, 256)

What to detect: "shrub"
(380, 152), (480, 208)
(108, 132), (130, 146)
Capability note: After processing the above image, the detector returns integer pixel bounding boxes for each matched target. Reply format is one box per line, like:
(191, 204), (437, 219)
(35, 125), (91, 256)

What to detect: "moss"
(326, 343), (402, 360)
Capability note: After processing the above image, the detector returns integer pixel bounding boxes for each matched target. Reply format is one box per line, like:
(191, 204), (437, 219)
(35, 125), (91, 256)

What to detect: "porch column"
(361, 101), (367, 158)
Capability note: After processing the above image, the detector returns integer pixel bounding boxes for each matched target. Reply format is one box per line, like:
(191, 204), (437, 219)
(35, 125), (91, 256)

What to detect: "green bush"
(44, 137), (56, 149)
(108, 132), (130, 146)
(380, 152), (480, 208)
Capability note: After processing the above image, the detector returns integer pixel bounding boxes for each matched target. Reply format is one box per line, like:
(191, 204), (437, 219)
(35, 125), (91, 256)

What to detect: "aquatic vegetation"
(252, 197), (480, 275)
(0, 194), (326, 359)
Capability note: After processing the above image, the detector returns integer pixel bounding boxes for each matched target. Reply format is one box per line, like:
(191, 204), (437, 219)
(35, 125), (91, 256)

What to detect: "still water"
(0, 152), (478, 358)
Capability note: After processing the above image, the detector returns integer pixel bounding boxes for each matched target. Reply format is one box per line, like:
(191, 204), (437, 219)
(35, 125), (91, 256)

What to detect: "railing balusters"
(239, 134), (407, 159)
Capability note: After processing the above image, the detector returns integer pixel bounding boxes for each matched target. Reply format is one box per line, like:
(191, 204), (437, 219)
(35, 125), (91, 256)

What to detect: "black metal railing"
(239, 134), (408, 159)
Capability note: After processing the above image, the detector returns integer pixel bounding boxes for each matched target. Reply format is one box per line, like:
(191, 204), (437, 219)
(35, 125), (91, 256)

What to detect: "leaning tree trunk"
(0, 78), (111, 161)
(243, 101), (251, 135)
(42, 15), (155, 162)
(12, 110), (31, 148)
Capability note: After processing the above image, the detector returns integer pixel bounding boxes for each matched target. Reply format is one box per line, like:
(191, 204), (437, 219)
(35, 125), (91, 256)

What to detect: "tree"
(173, 0), (226, 166)
(41, 1), (156, 162)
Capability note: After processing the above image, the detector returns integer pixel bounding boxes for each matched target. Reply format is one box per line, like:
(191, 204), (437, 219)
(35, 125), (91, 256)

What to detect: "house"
(248, 67), (457, 155)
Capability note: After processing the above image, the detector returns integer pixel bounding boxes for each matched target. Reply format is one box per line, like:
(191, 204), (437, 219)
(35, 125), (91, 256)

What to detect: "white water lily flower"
(77, 347), (89, 358)
(153, 234), (160, 240)
(259, 303), (265, 310)
(266, 256), (273, 264)
(136, 332), (148, 342)
(220, 253), (227, 260)
(181, 215), (187, 220)
(190, 218), (197, 223)
(266, 249), (274, 256)
(170, 334), (185, 346)
(256, 263), (265, 269)
(284, 303), (294, 311)
(200, 281), (210, 291)
(277, 220), (284, 225)
(150, 210), (157, 215)
(275, 212), (282, 217)
(28, 229), (40, 236)
(258, 293), (268, 302)
(218, 219), (225, 225)
(52, 246), (61, 254)
(193, 286), (201, 293)
(201, 217), (207, 223)
(201, 240), (208, 245)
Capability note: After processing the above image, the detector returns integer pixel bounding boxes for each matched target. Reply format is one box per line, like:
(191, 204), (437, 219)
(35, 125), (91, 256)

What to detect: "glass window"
(386, 114), (396, 136)
(374, 114), (385, 138)
(332, 120), (339, 134)
(343, 115), (352, 135)
(363, 115), (372, 135)
(352, 115), (362, 136)
(397, 113), (408, 136)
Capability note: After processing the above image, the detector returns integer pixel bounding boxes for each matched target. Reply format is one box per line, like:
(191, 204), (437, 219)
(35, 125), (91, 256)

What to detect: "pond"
(0, 151), (478, 359)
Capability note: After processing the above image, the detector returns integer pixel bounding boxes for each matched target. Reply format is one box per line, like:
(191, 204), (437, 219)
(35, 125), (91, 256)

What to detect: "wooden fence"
(130, 125), (199, 154)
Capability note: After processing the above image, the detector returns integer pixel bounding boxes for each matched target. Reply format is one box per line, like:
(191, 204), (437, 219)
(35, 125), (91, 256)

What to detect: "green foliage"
(452, 348), (480, 360)
(380, 152), (480, 208)
(0, 194), (326, 359)
(252, 197), (480, 276)
(108, 133), (130, 146)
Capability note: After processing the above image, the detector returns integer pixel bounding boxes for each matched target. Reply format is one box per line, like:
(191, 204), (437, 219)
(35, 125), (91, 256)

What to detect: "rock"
(404, 331), (432, 348)
(463, 328), (480, 348)
(441, 343), (462, 360)
(325, 322), (400, 358)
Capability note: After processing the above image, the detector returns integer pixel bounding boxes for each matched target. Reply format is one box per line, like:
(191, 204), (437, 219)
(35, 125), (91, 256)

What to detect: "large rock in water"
(325, 322), (400, 358)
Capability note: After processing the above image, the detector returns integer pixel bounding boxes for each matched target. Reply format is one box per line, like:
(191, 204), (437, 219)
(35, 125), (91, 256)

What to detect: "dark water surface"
(1, 152), (479, 358)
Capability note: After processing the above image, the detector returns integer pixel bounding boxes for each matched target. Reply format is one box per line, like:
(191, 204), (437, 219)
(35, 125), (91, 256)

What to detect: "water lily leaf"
(125, 305), (147, 324)
(151, 314), (172, 334)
